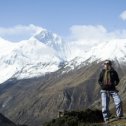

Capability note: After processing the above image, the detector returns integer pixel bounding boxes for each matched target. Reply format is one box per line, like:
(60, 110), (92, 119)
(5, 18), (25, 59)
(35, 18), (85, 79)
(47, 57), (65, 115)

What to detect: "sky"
(0, 0), (126, 41)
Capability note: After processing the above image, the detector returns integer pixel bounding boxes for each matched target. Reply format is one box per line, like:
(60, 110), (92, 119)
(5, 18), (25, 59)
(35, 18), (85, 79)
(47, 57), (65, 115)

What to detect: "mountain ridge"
(0, 28), (126, 126)
(0, 30), (69, 84)
(1, 27), (126, 84)
(1, 60), (126, 126)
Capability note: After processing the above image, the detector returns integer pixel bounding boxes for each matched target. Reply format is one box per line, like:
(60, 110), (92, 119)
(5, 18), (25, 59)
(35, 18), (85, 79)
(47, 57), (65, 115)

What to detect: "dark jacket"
(98, 68), (120, 91)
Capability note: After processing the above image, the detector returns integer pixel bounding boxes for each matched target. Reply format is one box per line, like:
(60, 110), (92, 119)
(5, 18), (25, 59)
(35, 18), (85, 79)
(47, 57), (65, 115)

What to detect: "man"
(98, 60), (123, 123)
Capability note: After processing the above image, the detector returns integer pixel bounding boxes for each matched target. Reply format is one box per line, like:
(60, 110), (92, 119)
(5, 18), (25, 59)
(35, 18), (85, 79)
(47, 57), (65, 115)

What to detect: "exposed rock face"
(0, 113), (17, 126)
(0, 61), (126, 126)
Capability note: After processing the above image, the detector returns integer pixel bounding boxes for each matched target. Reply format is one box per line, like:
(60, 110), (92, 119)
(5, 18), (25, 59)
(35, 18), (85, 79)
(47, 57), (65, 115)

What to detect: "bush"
(44, 109), (104, 126)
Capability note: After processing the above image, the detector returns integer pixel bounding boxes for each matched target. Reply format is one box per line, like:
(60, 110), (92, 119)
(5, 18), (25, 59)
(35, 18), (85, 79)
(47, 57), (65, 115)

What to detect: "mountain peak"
(34, 30), (62, 45)
(33, 30), (70, 61)
(91, 39), (126, 61)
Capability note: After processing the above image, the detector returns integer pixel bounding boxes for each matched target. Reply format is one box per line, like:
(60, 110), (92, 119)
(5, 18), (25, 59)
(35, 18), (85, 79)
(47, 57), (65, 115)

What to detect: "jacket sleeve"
(98, 71), (103, 86)
(114, 71), (120, 86)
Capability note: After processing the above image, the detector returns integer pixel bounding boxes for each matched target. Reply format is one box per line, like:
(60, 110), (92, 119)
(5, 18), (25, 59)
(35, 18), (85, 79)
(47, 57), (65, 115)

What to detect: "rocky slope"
(0, 29), (126, 126)
(0, 60), (126, 126)
(0, 113), (17, 126)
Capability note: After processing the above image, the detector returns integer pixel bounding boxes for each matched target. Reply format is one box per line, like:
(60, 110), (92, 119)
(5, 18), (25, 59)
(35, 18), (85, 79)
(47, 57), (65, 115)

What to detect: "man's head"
(104, 60), (112, 70)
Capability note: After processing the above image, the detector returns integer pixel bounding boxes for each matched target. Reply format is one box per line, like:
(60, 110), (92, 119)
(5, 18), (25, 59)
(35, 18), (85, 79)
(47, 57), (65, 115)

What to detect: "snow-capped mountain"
(66, 39), (126, 68)
(1, 26), (126, 84)
(0, 30), (70, 84)
(59, 38), (126, 75)
(34, 30), (71, 61)
(90, 39), (126, 61)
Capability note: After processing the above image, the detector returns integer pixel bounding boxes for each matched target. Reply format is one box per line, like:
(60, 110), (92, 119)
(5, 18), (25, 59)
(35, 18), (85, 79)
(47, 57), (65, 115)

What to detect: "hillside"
(43, 109), (126, 126)
(0, 60), (126, 126)
(0, 32), (126, 126)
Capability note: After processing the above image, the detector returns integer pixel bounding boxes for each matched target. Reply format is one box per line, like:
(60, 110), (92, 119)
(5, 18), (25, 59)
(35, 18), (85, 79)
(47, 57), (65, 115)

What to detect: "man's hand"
(114, 81), (118, 86)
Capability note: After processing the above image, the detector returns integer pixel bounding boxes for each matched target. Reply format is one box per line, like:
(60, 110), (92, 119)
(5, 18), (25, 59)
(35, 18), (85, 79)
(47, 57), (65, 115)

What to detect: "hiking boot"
(117, 115), (125, 119)
(104, 118), (109, 124)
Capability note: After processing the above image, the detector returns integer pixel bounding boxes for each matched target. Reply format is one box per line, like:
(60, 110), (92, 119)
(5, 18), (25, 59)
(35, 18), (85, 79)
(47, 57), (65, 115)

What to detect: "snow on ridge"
(66, 38), (126, 68)
(91, 39), (126, 61)
(1, 29), (126, 84)
(33, 30), (70, 61)
(0, 34), (63, 84)
(18, 37), (60, 63)
(0, 37), (18, 56)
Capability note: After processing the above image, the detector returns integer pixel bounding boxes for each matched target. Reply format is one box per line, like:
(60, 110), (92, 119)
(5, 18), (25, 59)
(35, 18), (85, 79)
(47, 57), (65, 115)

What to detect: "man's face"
(104, 63), (111, 70)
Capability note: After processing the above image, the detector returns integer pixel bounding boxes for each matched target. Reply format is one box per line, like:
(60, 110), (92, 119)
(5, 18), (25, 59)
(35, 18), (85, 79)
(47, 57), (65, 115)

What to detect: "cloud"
(0, 24), (44, 42)
(67, 25), (126, 54)
(69, 25), (107, 40)
(120, 10), (126, 21)
(69, 25), (126, 41)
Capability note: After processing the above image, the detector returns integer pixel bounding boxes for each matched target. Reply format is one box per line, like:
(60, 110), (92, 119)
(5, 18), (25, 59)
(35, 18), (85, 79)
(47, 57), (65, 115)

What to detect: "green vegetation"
(44, 109), (104, 126)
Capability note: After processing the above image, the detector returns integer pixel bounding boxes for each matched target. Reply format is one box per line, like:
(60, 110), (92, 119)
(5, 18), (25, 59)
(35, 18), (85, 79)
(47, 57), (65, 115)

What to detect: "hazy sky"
(0, 0), (126, 41)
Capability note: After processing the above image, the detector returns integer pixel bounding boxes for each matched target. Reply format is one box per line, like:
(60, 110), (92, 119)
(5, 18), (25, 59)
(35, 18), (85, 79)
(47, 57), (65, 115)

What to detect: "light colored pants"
(101, 90), (123, 121)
